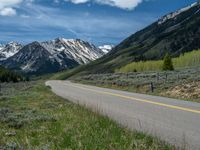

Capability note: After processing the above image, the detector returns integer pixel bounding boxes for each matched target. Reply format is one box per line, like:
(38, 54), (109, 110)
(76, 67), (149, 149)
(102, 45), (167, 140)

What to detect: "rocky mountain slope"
(0, 38), (105, 74)
(0, 42), (22, 61)
(63, 2), (200, 76)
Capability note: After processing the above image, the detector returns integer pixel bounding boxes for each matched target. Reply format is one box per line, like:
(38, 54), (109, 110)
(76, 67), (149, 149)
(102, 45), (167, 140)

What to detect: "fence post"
(165, 74), (168, 82)
(150, 82), (154, 93)
(157, 73), (159, 82)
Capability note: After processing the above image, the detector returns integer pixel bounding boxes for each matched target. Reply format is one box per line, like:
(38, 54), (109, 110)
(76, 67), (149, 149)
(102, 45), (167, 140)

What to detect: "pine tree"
(162, 53), (174, 71)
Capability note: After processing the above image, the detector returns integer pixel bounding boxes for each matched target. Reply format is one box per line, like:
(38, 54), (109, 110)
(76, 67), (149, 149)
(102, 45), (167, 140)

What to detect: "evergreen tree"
(162, 53), (174, 71)
(0, 65), (25, 83)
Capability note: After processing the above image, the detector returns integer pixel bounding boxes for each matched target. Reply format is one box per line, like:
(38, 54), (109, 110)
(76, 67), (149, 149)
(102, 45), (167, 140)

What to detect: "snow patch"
(99, 45), (114, 54)
(158, 2), (198, 25)
(40, 38), (105, 65)
(0, 42), (22, 60)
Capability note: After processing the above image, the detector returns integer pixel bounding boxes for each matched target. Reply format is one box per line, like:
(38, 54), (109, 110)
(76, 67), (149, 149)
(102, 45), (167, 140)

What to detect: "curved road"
(46, 80), (200, 150)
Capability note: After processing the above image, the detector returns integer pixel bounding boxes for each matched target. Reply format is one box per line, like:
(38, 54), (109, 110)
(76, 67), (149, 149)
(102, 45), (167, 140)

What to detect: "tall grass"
(116, 50), (200, 73)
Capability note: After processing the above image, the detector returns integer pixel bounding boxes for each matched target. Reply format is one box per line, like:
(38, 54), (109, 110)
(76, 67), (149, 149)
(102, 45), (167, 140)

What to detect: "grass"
(116, 50), (200, 73)
(0, 81), (173, 149)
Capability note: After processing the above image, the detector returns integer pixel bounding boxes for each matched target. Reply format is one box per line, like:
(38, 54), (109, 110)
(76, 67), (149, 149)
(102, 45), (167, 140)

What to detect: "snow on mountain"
(41, 38), (105, 64)
(1, 38), (106, 74)
(98, 45), (114, 54)
(158, 2), (199, 25)
(0, 44), (4, 51)
(0, 42), (22, 60)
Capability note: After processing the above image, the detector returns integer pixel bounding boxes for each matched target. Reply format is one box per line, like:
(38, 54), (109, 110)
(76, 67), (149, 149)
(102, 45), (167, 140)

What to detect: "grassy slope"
(116, 50), (200, 73)
(0, 81), (173, 149)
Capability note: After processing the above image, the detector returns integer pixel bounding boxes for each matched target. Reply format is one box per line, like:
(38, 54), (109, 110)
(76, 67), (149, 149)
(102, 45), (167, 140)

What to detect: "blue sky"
(0, 0), (197, 46)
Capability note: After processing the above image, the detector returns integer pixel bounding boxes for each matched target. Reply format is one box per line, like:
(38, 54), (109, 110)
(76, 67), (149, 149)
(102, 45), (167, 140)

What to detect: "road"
(46, 80), (200, 150)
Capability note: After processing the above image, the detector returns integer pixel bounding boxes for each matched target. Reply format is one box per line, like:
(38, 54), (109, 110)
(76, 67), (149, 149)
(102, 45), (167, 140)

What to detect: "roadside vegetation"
(72, 67), (200, 102)
(0, 81), (173, 149)
(116, 50), (200, 73)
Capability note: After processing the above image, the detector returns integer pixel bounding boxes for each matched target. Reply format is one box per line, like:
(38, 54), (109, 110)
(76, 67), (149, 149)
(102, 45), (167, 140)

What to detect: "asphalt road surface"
(46, 80), (200, 150)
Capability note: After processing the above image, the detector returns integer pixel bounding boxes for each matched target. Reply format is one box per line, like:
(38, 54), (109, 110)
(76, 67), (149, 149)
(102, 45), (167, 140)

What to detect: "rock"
(5, 131), (16, 136)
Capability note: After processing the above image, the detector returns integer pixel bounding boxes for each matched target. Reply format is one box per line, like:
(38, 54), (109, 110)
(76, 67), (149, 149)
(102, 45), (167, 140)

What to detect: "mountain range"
(0, 38), (112, 74)
(62, 1), (200, 77)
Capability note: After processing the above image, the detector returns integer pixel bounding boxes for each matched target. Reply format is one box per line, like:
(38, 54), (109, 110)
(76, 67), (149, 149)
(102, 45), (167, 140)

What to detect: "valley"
(1, 1), (200, 150)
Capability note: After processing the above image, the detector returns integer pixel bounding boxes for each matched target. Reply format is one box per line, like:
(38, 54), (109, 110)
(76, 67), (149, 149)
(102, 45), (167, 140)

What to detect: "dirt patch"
(162, 81), (200, 101)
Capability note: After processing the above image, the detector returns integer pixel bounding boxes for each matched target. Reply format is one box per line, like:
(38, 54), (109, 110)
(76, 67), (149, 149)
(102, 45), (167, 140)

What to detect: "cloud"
(65, 0), (143, 10)
(0, 2), (155, 45)
(0, 0), (22, 9)
(0, 7), (17, 16)
(65, 0), (89, 4)
(0, 0), (22, 16)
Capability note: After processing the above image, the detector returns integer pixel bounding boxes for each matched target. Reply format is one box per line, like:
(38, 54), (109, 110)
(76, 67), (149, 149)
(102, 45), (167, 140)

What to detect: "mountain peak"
(0, 42), (22, 61)
(55, 37), (78, 43)
(31, 41), (41, 45)
(7, 41), (20, 45)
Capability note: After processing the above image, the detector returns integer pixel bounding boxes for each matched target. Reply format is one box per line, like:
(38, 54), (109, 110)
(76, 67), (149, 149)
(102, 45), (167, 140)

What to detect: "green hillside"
(116, 50), (200, 73)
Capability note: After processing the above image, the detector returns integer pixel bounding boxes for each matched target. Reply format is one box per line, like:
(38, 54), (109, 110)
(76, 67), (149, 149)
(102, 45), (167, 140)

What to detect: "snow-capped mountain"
(1, 38), (105, 74)
(0, 42), (22, 60)
(41, 38), (104, 64)
(98, 45), (114, 54)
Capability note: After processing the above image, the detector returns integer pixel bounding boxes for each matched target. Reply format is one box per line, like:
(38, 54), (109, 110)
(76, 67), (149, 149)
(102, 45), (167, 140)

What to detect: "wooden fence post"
(150, 82), (154, 93)
(157, 73), (159, 82)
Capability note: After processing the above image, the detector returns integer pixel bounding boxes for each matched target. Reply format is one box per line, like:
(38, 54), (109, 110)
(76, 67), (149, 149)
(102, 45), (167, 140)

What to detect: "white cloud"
(0, 0), (22, 9)
(0, 0), (22, 16)
(0, 7), (17, 16)
(65, 0), (143, 10)
(65, 0), (89, 4)
(20, 14), (30, 18)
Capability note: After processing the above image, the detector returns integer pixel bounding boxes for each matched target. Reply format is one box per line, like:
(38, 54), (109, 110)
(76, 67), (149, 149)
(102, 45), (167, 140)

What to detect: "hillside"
(56, 2), (200, 78)
(116, 50), (200, 73)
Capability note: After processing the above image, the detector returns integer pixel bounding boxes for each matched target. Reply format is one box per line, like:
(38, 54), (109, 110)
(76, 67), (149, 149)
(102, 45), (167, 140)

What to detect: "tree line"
(0, 66), (29, 83)
(116, 50), (200, 73)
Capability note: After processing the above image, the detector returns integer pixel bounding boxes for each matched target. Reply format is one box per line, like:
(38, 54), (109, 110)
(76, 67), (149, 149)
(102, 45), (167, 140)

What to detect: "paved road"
(46, 80), (200, 150)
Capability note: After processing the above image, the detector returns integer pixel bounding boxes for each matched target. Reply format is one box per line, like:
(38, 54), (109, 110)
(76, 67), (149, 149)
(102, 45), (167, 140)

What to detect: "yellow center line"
(65, 82), (200, 114)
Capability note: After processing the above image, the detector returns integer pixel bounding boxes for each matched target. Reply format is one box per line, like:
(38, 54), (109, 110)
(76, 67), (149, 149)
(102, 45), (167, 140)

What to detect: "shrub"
(162, 53), (174, 71)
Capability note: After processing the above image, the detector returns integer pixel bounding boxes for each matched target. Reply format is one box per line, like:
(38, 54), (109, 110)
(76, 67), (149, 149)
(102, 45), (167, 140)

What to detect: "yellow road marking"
(65, 83), (200, 114)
